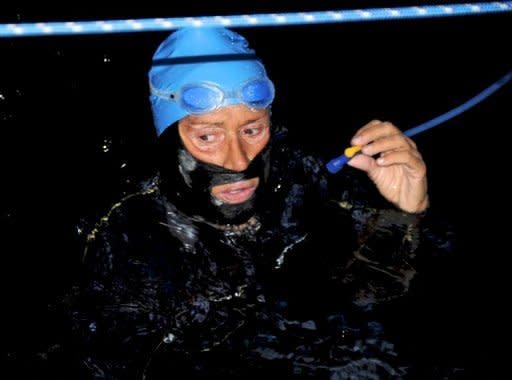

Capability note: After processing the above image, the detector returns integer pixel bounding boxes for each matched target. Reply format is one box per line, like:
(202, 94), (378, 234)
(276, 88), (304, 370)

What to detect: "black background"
(1, 1), (510, 377)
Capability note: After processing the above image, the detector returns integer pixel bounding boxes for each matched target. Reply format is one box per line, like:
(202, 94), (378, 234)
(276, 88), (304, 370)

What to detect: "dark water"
(1, 2), (510, 378)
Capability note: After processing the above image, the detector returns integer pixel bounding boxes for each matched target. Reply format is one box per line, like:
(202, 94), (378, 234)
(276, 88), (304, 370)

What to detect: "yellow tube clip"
(344, 145), (362, 158)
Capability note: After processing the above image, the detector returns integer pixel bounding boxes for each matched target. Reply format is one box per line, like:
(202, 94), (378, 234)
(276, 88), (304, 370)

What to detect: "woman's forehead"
(180, 105), (269, 126)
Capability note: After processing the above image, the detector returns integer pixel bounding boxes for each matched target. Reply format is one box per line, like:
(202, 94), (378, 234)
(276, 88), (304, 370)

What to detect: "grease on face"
(178, 148), (198, 188)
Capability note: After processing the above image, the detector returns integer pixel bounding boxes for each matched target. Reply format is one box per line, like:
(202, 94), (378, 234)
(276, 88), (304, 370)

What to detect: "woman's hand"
(348, 120), (429, 213)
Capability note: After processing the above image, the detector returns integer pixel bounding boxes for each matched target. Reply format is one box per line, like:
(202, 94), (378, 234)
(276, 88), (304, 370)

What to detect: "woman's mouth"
(212, 179), (259, 204)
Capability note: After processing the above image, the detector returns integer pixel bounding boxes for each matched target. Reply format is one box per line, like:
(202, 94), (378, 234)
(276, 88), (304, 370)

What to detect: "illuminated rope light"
(0, 2), (510, 38)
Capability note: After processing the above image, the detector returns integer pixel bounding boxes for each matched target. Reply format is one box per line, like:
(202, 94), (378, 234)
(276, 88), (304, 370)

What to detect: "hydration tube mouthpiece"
(326, 146), (361, 174)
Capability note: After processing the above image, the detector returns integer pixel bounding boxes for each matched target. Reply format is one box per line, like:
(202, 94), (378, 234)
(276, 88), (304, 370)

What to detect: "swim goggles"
(165, 77), (275, 115)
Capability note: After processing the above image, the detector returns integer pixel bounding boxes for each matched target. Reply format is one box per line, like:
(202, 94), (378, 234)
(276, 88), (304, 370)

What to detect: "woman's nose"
(223, 137), (251, 171)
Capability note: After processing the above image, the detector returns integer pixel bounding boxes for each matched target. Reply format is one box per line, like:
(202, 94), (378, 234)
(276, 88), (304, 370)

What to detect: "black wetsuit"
(32, 140), (432, 379)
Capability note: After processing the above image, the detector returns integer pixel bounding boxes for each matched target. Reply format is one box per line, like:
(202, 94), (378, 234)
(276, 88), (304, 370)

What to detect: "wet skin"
(178, 105), (271, 204)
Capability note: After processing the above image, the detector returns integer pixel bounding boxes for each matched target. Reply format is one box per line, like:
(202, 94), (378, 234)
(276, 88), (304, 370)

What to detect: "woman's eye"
(198, 134), (215, 142)
(245, 128), (258, 135)
(243, 126), (263, 136)
(192, 130), (223, 148)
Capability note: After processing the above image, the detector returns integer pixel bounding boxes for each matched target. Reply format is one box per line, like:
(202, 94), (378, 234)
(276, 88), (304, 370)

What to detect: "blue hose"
(326, 69), (512, 174)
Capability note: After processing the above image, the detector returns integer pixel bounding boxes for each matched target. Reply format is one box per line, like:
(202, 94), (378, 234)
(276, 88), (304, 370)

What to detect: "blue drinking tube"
(326, 69), (512, 174)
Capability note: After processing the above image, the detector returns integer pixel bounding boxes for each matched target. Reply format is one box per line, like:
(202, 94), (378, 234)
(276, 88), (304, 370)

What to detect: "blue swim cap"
(149, 27), (274, 136)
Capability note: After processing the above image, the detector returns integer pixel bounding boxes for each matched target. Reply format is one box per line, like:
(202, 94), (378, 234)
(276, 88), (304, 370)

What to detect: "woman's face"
(178, 105), (271, 204)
